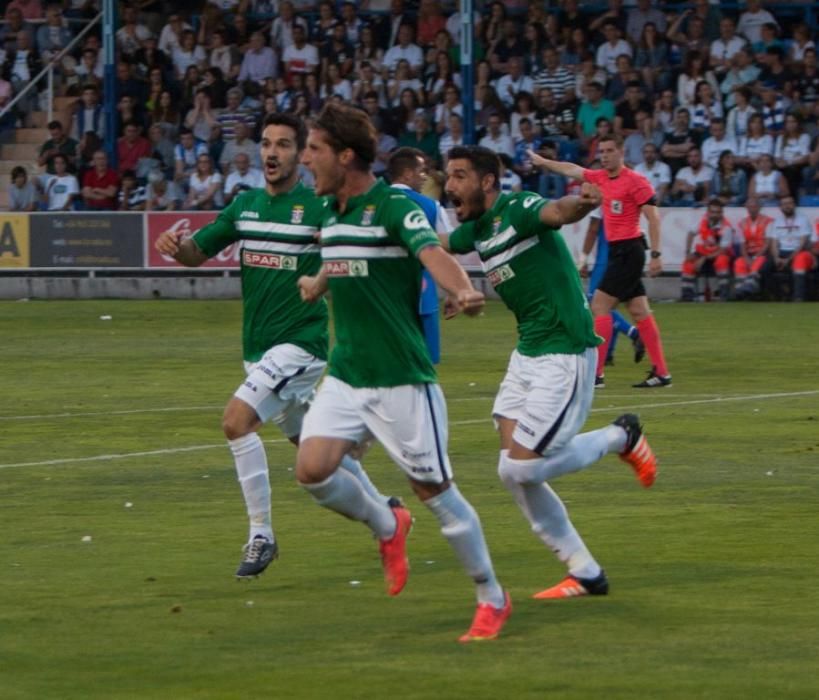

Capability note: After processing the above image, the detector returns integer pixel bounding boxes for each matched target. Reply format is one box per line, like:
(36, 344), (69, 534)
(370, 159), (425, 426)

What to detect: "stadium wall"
(0, 208), (811, 300)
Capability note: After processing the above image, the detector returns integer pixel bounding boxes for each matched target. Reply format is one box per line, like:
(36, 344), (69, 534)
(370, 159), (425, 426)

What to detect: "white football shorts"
(493, 347), (597, 455)
(234, 343), (326, 438)
(300, 376), (452, 483)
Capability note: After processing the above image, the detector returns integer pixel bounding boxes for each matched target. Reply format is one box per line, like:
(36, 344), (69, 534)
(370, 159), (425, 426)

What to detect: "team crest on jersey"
(361, 205), (376, 226)
(492, 217), (502, 235)
(290, 205), (305, 224)
(487, 264), (515, 287)
(325, 259), (369, 277)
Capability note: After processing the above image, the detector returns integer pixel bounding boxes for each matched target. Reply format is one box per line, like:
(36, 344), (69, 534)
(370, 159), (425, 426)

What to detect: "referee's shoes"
(633, 367), (672, 388)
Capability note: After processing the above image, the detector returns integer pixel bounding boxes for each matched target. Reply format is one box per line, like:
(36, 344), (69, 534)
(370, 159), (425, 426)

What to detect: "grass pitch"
(1, 299), (818, 699)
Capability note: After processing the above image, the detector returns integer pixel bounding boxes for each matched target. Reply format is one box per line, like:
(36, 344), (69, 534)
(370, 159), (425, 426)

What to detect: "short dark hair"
(598, 133), (623, 148)
(313, 103), (376, 170)
(447, 145), (501, 190)
(386, 146), (424, 183)
(48, 120), (63, 130)
(11, 165), (26, 181)
(263, 111), (307, 150)
(707, 197), (723, 208)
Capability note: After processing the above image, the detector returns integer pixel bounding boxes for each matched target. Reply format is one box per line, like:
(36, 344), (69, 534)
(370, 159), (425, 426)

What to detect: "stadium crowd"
(1, 0), (818, 296)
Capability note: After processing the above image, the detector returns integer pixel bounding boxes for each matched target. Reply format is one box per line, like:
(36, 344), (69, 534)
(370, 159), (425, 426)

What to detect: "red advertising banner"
(145, 211), (240, 268)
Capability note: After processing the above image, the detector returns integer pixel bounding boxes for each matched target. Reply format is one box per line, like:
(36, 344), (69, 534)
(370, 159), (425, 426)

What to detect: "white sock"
(498, 450), (601, 580)
(424, 484), (505, 608)
(501, 425), (626, 483)
(228, 433), (273, 543)
(301, 469), (395, 539)
(339, 454), (391, 506)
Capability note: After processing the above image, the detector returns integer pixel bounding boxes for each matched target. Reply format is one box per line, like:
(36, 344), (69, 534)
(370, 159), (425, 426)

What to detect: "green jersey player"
(443, 146), (658, 599)
(296, 104), (511, 643)
(155, 113), (390, 579)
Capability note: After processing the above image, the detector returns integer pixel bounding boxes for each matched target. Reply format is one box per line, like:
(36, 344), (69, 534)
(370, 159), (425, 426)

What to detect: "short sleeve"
(583, 168), (606, 185)
(631, 172), (655, 206)
(192, 196), (241, 257)
(385, 195), (440, 257)
(509, 192), (550, 238)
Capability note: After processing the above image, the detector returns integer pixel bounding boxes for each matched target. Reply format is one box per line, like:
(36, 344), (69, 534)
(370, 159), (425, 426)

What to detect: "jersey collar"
(330, 177), (384, 212)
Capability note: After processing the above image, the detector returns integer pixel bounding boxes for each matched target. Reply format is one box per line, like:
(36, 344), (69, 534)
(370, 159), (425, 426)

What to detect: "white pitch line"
(0, 405), (223, 421)
(1, 389), (817, 470)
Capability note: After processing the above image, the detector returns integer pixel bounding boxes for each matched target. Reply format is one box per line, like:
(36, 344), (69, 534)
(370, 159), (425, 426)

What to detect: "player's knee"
(497, 452), (529, 486)
(222, 415), (247, 441)
(295, 441), (337, 485)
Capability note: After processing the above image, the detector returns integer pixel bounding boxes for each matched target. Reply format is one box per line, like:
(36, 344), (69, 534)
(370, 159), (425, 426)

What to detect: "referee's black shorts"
(598, 237), (647, 301)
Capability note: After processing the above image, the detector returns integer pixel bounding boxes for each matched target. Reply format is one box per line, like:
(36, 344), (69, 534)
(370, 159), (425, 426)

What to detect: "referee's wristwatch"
(650, 250), (662, 259)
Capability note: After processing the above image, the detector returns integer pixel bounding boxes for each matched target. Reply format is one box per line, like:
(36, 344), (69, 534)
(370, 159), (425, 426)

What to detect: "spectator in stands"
(482, 1), (507, 47)
(585, 116), (613, 166)
(521, 22), (548, 75)
(219, 120), (261, 173)
(532, 46), (574, 106)
(416, 0), (446, 48)
(8, 166), (37, 212)
(118, 169), (147, 211)
(67, 48), (104, 92)
(576, 81), (615, 146)
(488, 17), (525, 74)
(0, 73), (14, 132)
(239, 31), (279, 88)
(147, 123), (175, 176)
(383, 23), (423, 77)
(223, 152), (264, 205)
(680, 198), (736, 301)
(511, 117), (542, 191)
(721, 49), (761, 108)
(758, 46), (793, 95)
(615, 81), (653, 138)
(775, 114), (811, 197)
(495, 57), (533, 110)
(184, 153), (223, 210)
(738, 113), (775, 171)
(768, 195), (814, 301)
(35, 3), (72, 64)
(321, 63), (353, 102)
(738, 0), (777, 45)
(702, 118), (738, 170)
(150, 90), (181, 141)
(207, 122), (225, 170)
(498, 153), (522, 193)
(6, 0), (43, 21)
(507, 91), (536, 142)
(748, 153), (789, 205)
(116, 61), (147, 107)
(3, 28), (41, 125)
(80, 150), (119, 211)
(677, 50), (718, 108)
(144, 170), (181, 211)
(438, 112), (464, 165)
(339, 2), (363, 45)
(116, 3), (152, 61)
(794, 48), (819, 112)
(398, 110), (439, 161)
(661, 107), (696, 175)
(434, 85), (463, 136)
(208, 30), (240, 85)
(0, 8), (35, 51)
(311, 0), (338, 44)
(711, 150), (748, 206)
(623, 111), (662, 167)
(761, 83), (786, 136)
(560, 27), (589, 71)
(359, 89), (388, 132)
(478, 112), (514, 159)
(596, 20), (631, 76)
(534, 87), (575, 141)
(117, 121), (153, 176)
(726, 86), (756, 140)
(670, 146), (713, 206)
(270, 1), (307, 54)
(626, 0), (665, 45)
(354, 25), (384, 75)
(691, 81), (724, 139)
(133, 36), (171, 83)
(321, 22), (355, 79)
(202, 67), (229, 110)
(387, 60), (423, 108)
(174, 127), (208, 186)
(710, 17), (747, 78)
(38, 120), (78, 175)
(635, 142), (671, 203)
(70, 85), (105, 142)
(425, 51), (461, 105)
(283, 24), (319, 84)
(216, 87), (255, 143)
(158, 13), (191, 58)
(76, 130), (102, 177)
(172, 29), (206, 81)
(635, 22), (671, 94)
(653, 89), (676, 135)
(184, 88), (218, 144)
(43, 154), (79, 211)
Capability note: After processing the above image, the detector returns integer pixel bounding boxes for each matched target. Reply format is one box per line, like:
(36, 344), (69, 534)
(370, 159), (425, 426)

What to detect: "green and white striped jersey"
(320, 179), (441, 388)
(193, 183), (328, 362)
(449, 191), (600, 356)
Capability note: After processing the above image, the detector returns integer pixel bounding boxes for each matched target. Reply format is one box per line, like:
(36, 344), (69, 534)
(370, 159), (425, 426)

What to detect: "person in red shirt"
(81, 149), (120, 210)
(680, 199), (736, 301)
(733, 196), (773, 299)
(116, 121), (152, 176)
(531, 135), (672, 387)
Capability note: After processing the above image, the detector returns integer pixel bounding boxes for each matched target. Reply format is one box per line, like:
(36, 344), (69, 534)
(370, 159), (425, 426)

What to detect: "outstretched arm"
(154, 231), (209, 267)
(528, 149), (585, 181)
(417, 245), (485, 319)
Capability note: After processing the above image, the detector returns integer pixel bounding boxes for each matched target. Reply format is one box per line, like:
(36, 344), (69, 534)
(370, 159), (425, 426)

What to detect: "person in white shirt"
(185, 154), (224, 210)
(768, 195), (814, 300)
(382, 23), (424, 76)
(737, 113), (774, 171)
(774, 113), (812, 198)
(219, 122), (262, 174)
(158, 14), (191, 57)
(438, 113), (465, 165)
(737, 0), (777, 45)
(43, 154), (79, 211)
(748, 153), (788, 206)
(270, 1), (309, 53)
(115, 5), (152, 59)
(478, 114), (515, 158)
(596, 21), (633, 75)
(282, 25), (319, 79)
(494, 57), (534, 109)
(670, 146), (714, 206)
(634, 143), (671, 204)
(709, 17), (747, 76)
(700, 118), (738, 170)
(223, 153), (264, 205)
